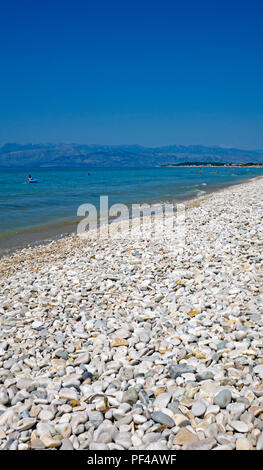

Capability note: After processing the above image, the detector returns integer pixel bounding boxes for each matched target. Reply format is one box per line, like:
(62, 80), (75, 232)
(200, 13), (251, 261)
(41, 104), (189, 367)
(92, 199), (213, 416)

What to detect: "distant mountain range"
(1, 143), (263, 168)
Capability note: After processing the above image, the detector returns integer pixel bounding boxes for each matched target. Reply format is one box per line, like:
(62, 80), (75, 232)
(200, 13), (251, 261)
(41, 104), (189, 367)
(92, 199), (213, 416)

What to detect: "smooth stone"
(30, 439), (45, 450)
(173, 414), (190, 427)
(7, 439), (18, 450)
(16, 418), (36, 431)
(55, 349), (69, 360)
(55, 423), (72, 438)
(59, 388), (79, 401)
(138, 389), (150, 405)
(60, 438), (74, 450)
(236, 437), (252, 450)
(89, 442), (109, 450)
(122, 388), (138, 405)
(145, 441), (168, 450)
(250, 313), (263, 325)
(113, 432), (132, 449)
(82, 371), (94, 382)
(191, 400), (207, 417)
(120, 367), (134, 381)
(107, 443), (125, 450)
(153, 392), (171, 410)
(0, 391), (9, 405)
(230, 420), (249, 433)
(0, 409), (16, 426)
(0, 429), (6, 439)
(205, 405), (220, 415)
(196, 371), (214, 382)
(173, 428), (200, 446)
(217, 341), (228, 350)
(115, 415), (133, 427)
(213, 444), (235, 450)
(110, 338), (129, 347)
(39, 409), (55, 422)
(94, 320), (107, 329)
(30, 405), (41, 418)
(74, 352), (90, 365)
(131, 434), (143, 447)
(249, 406), (263, 417)
(217, 433), (236, 446)
(16, 378), (34, 391)
(184, 438), (216, 450)
(133, 415), (147, 425)
(112, 329), (131, 340)
(168, 364), (195, 379)
(95, 432), (112, 444)
(204, 423), (218, 439)
(87, 411), (103, 427)
(240, 411), (255, 425)
(41, 434), (62, 448)
(151, 411), (175, 428)
(214, 389), (232, 408)
(226, 402), (245, 418)
(142, 433), (162, 445)
(256, 432), (263, 450)
(254, 365), (263, 379)
(37, 422), (55, 437)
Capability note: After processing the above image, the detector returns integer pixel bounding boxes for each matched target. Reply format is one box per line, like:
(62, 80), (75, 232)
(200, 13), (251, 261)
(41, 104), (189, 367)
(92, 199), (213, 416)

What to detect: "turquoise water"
(1, 166), (263, 252)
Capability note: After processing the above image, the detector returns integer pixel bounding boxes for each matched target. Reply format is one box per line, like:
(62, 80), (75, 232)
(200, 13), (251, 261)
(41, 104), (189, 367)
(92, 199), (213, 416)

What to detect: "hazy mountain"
(0, 143), (263, 168)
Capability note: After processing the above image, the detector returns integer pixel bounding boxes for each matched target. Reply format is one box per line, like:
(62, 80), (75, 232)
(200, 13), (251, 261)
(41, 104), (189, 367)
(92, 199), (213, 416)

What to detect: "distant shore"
(160, 164), (263, 168)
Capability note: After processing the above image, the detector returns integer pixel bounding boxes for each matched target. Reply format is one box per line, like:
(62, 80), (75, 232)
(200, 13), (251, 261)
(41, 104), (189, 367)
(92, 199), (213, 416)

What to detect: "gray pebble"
(214, 389), (232, 408)
(151, 411), (175, 428)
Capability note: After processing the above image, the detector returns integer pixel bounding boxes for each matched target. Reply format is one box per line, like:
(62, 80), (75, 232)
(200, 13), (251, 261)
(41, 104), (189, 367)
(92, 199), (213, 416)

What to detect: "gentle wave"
(196, 190), (207, 196)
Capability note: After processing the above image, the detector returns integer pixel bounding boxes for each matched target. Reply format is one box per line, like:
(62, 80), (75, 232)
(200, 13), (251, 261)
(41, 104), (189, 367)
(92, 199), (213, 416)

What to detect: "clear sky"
(0, 0), (263, 148)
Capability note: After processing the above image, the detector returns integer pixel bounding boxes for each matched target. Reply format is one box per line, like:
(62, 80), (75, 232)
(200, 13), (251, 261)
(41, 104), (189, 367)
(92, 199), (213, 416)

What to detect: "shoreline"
(160, 165), (263, 168)
(0, 173), (262, 263)
(0, 173), (262, 278)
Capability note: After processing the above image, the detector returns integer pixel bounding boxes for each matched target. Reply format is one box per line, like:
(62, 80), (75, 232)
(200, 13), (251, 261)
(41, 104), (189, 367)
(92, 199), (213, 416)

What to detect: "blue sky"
(0, 0), (262, 148)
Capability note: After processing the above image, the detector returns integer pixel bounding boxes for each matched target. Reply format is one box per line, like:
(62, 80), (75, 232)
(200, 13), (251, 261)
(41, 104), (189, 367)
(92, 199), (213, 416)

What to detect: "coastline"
(1, 173), (262, 262)
(160, 165), (263, 168)
(0, 174), (263, 450)
(0, 173), (262, 279)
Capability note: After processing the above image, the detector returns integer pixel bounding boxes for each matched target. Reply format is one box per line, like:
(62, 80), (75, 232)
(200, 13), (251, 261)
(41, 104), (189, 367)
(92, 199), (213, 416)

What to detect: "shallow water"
(1, 166), (263, 254)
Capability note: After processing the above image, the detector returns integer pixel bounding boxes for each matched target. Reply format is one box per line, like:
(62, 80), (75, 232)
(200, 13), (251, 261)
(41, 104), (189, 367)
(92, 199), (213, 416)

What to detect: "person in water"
(28, 174), (33, 181)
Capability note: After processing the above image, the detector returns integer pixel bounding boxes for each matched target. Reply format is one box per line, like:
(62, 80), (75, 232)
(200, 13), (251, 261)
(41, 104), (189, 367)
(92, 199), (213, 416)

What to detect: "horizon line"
(1, 141), (263, 152)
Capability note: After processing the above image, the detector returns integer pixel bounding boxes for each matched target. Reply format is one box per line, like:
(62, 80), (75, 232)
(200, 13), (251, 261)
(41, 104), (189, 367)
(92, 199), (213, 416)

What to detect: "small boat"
(25, 179), (38, 184)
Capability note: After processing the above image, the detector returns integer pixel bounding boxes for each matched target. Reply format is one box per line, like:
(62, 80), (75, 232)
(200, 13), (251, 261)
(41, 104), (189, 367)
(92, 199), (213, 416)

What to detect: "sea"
(1, 166), (263, 256)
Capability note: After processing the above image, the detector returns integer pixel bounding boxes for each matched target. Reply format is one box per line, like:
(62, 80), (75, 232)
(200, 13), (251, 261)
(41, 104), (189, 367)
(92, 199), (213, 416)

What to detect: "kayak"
(27, 179), (38, 183)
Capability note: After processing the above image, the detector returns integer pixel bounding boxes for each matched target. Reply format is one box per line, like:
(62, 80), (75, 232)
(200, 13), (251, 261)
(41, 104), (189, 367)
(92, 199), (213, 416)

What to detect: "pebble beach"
(0, 176), (263, 451)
